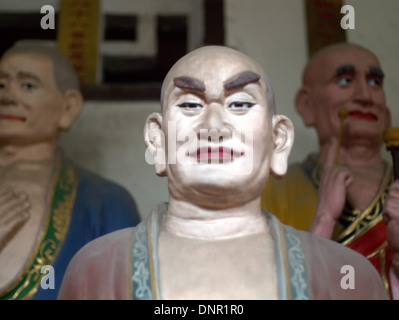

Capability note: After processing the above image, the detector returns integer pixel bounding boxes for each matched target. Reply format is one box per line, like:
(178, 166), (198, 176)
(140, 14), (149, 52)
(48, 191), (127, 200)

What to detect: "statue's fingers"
(0, 189), (14, 207)
(0, 196), (30, 221)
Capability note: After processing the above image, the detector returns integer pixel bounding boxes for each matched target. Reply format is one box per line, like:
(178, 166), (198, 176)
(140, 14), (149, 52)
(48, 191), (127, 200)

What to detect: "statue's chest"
(158, 232), (278, 299)
(0, 167), (51, 293)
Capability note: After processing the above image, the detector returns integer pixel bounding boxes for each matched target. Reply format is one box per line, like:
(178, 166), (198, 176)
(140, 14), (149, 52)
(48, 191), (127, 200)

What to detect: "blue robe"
(34, 164), (140, 299)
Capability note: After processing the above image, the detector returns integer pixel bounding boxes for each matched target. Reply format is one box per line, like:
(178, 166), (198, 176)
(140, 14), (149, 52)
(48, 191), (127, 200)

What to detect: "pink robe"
(58, 204), (388, 300)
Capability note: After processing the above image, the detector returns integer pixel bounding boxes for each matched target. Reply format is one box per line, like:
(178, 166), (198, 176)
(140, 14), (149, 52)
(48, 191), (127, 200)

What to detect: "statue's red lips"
(0, 114), (26, 121)
(195, 147), (243, 160)
(348, 110), (377, 121)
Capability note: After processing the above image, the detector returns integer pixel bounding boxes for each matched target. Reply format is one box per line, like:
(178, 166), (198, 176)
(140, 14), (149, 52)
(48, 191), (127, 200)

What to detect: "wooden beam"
(203, 0), (225, 45)
(304, 0), (347, 57)
(81, 83), (161, 101)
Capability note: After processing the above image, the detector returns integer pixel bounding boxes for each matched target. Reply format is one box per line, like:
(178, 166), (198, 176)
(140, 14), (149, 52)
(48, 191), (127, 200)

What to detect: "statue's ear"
(58, 89), (83, 131)
(144, 112), (167, 176)
(270, 115), (294, 178)
(295, 86), (315, 127)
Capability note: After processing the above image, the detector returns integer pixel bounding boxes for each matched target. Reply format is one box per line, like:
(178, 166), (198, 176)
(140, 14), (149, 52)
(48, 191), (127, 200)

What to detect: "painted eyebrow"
(0, 71), (41, 83)
(173, 76), (205, 92)
(17, 71), (42, 83)
(336, 64), (355, 77)
(369, 66), (384, 79)
(223, 71), (261, 91)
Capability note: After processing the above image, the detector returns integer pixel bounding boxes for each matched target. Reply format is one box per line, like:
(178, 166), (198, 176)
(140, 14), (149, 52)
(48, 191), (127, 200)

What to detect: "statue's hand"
(309, 138), (354, 238)
(0, 187), (31, 253)
(383, 181), (399, 278)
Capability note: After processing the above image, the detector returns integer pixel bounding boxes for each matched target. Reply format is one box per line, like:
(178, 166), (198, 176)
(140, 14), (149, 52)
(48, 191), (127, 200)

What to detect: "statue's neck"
(163, 197), (267, 240)
(0, 142), (58, 166)
(319, 142), (383, 168)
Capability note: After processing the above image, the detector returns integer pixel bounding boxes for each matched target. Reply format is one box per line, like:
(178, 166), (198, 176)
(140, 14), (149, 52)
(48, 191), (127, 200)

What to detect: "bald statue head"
(302, 43), (382, 86)
(2, 43), (80, 95)
(145, 46), (294, 208)
(295, 42), (390, 148)
(0, 43), (83, 147)
(160, 46), (277, 117)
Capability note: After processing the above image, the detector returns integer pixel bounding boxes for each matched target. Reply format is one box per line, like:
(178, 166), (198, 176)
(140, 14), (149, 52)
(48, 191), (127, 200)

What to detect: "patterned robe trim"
(337, 171), (392, 244)
(0, 152), (78, 300)
(266, 212), (310, 300)
(131, 204), (166, 300)
(130, 205), (310, 300)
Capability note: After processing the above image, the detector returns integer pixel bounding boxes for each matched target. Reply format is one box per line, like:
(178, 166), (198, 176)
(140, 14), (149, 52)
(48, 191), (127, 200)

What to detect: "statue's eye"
(367, 78), (382, 87)
(336, 77), (352, 86)
(228, 102), (254, 109)
(177, 103), (203, 109)
(21, 82), (37, 90)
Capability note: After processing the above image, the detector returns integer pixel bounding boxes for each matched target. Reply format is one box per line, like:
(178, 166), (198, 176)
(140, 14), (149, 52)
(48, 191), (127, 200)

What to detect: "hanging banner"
(57, 0), (100, 84)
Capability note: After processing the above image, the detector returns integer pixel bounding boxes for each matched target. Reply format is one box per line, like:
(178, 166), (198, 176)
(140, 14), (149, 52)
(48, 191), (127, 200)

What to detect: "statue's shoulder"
(77, 227), (136, 257)
(58, 227), (136, 299)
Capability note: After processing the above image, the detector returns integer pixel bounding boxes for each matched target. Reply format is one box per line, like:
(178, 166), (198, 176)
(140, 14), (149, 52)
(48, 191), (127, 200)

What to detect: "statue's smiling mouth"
(189, 147), (244, 163)
(0, 114), (26, 122)
(348, 110), (377, 121)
